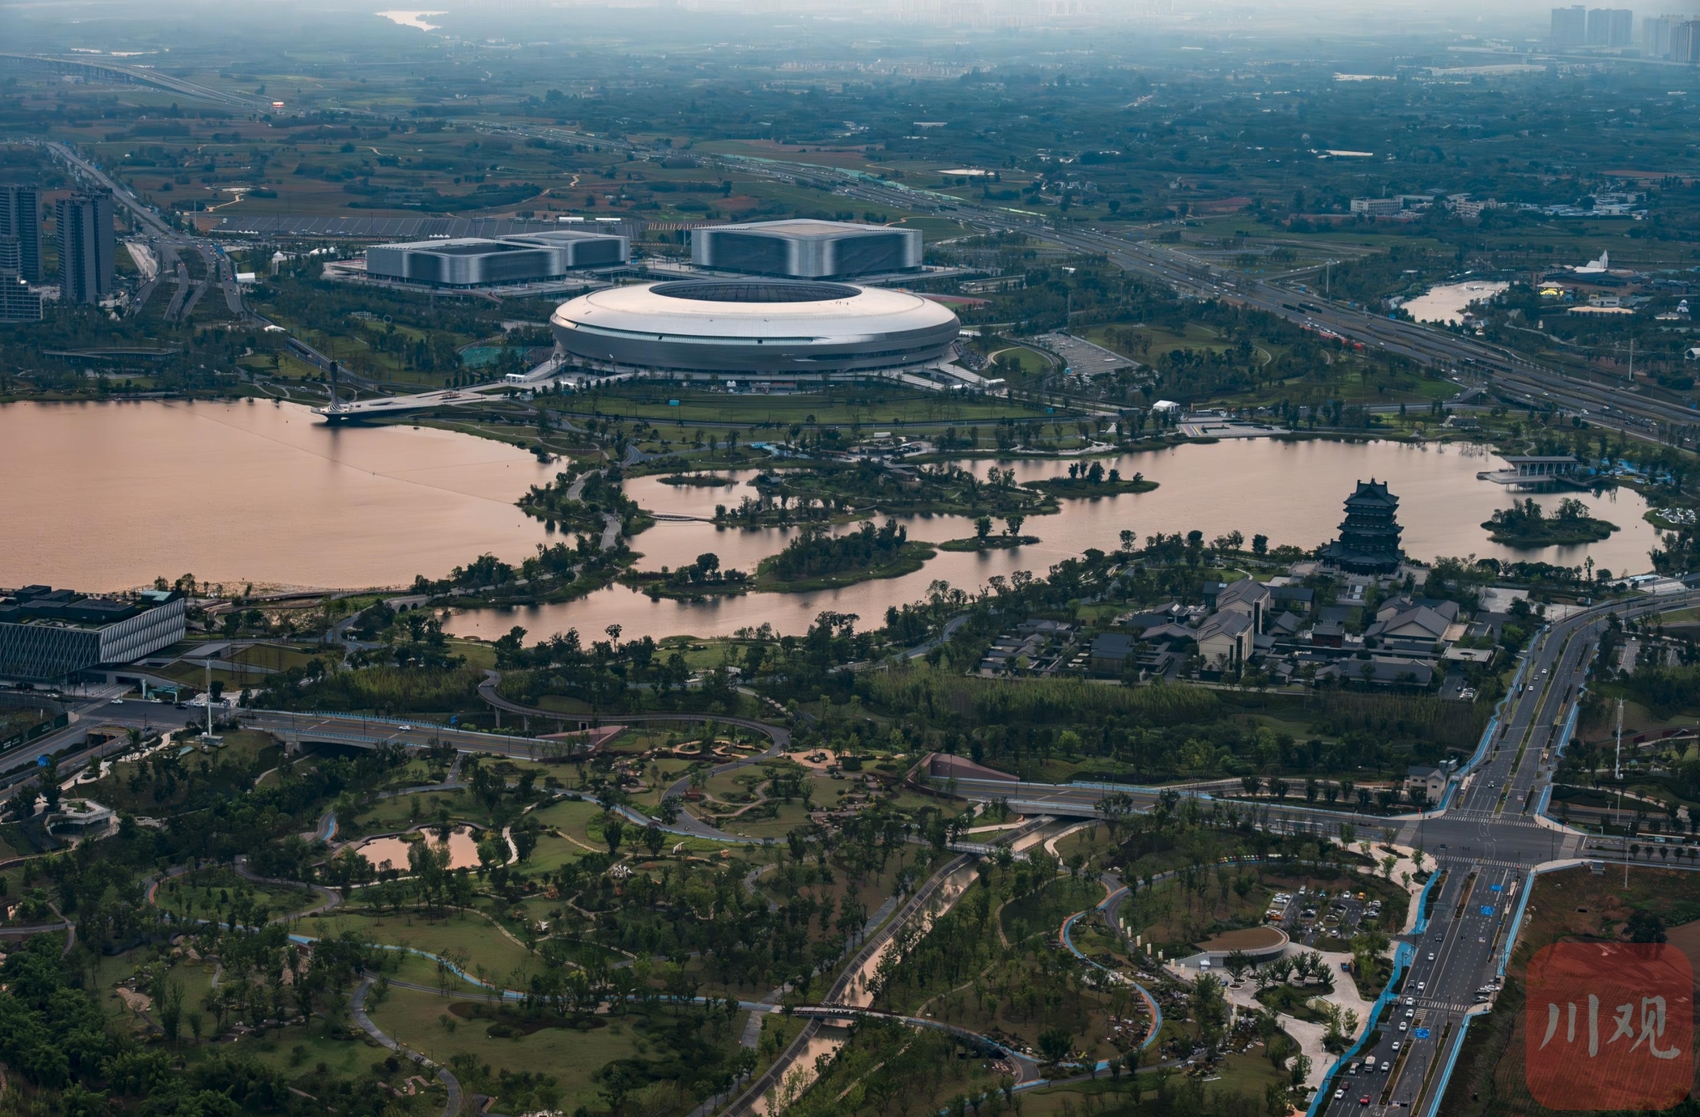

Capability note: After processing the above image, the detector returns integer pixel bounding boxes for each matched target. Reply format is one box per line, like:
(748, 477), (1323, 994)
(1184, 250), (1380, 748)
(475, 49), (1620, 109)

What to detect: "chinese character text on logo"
(1525, 942), (1692, 1110)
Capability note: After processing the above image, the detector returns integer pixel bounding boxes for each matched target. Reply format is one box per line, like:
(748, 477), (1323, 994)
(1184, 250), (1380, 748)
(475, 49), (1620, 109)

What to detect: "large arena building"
(692, 220), (920, 279)
(365, 230), (627, 288)
(548, 279), (962, 380)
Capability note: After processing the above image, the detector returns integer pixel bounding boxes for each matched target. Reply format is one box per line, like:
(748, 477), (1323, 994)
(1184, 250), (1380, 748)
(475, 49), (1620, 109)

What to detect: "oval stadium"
(548, 279), (964, 380)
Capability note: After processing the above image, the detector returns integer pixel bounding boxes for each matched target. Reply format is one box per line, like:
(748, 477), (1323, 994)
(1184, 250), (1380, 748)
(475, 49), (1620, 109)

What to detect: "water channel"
(0, 401), (1659, 642)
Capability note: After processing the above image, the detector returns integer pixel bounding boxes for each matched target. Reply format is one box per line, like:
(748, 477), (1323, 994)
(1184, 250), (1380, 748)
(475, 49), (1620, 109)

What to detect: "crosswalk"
(1445, 809), (1540, 825)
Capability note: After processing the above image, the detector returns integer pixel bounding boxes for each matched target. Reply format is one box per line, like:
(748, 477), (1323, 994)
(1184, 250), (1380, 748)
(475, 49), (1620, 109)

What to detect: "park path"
(351, 976), (463, 1117)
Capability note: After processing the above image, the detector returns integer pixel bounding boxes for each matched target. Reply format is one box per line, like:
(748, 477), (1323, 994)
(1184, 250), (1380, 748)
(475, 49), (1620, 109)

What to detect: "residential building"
(1450, 197), (1499, 219)
(0, 184), (41, 283)
(1215, 578), (1273, 633)
(1311, 620), (1347, 648)
(1552, 4), (1587, 46)
(1088, 632), (1137, 674)
(1318, 656), (1435, 688)
(1350, 198), (1403, 216)
(0, 274), (41, 323)
(1322, 480), (1405, 574)
(1673, 19), (1700, 62)
(1586, 7), (1633, 46)
(1196, 610), (1254, 674)
(1644, 15), (1674, 57)
(1405, 764), (1452, 805)
(57, 191), (115, 305)
(1366, 598), (1461, 653)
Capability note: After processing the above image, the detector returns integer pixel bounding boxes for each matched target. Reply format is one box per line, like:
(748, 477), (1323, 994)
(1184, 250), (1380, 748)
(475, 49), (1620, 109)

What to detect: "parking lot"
(1266, 885), (1379, 948)
(1033, 331), (1140, 378)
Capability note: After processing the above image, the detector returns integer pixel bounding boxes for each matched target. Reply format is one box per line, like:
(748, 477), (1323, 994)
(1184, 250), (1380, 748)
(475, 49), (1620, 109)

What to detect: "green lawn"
(294, 910), (539, 990)
(542, 385), (1049, 428)
(367, 985), (749, 1116)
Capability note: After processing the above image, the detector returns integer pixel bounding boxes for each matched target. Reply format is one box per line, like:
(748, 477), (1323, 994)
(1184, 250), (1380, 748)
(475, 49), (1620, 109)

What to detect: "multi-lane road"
(941, 590), (1697, 1116)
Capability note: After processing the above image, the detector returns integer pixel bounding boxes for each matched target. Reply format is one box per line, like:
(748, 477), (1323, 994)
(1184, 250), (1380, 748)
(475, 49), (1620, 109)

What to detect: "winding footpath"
(351, 976), (463, 1117)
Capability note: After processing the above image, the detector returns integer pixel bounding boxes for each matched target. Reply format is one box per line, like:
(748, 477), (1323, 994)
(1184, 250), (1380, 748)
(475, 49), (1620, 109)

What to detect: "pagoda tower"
(1323, 479), (1404, 574)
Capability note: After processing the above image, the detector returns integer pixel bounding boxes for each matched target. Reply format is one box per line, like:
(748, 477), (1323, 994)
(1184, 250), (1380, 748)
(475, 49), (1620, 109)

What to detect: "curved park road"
(351, 976), (462, 1117)
(233, 855), (343, 918)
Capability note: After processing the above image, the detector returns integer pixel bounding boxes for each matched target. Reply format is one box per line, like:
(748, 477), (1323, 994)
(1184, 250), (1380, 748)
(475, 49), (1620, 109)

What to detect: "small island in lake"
(939, 515), (1040, 551)
(1026, 462), (1157, 497)
(621, 552), (749, 599)
(1482, 497), (1618, 546)
(755, 519), (934, 591)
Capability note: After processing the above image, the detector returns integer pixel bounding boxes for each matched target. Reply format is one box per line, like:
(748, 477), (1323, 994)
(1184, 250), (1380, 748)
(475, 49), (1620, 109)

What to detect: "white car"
(1428, 952), (1435, 961)
(1399, 1021), (1408, 1032)
(109, 697), (123, 704)
(1405, 1008), (1414, 1018)
(1405, 997), (1415, 1007)
(1417, 982), (1426, 992)
(1392, 1041), (1402, 1053)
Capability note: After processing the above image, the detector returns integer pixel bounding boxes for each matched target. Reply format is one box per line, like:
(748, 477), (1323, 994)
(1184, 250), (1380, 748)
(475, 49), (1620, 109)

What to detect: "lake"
(0, 399), (552, 593)
(0, 401), (1655, 641)
(445, 439), (1659, 642)
(375, 10), (445, 30)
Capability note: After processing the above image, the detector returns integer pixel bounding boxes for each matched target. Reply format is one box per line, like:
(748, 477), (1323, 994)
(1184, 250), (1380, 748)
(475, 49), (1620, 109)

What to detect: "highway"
(688, 153), (1699, 449)
(932, 590), (1699, 1117)
(44, 141), (248, 325)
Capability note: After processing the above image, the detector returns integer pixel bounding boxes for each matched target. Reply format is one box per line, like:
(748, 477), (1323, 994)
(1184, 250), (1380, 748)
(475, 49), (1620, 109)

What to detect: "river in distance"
(0, 401), (1658, 641)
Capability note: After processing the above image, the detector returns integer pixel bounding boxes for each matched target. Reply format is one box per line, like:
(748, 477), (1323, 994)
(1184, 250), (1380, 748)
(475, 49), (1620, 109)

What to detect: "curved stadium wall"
(548, 280), (961, 377)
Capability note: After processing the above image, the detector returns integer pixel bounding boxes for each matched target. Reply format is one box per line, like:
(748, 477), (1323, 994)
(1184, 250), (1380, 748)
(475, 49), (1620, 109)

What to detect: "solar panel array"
(211, 215), (642, 240)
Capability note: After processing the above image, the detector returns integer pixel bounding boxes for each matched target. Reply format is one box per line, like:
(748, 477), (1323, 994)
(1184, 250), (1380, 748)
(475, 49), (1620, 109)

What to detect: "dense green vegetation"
(711, 461), (1057, 530)
(756, 520), (935, 591)
(1482, 497), (1618, 547)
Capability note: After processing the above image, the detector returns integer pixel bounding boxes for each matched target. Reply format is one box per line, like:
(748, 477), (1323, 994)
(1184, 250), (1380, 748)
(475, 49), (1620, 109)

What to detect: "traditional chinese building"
(1323, 479), (1404, 574)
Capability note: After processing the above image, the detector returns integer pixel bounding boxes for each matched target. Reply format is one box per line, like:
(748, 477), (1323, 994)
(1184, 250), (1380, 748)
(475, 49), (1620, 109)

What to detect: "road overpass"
(921, 589), (1697, 1117)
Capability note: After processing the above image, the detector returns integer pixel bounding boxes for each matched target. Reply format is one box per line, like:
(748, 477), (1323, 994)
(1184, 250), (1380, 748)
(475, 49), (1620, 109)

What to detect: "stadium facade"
(692, 220), (921, 279)
(548, 279), (960, 378)
(365, 230), (628, 288)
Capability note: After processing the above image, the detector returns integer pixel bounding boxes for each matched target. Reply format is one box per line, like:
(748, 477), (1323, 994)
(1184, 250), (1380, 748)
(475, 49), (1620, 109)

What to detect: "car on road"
(397, 724), (413, 732)
(1405, 997), (1415, 1006)
(1335, 1089), (1345, 1100)
(1428, 952), (1435, 961)
(1417, 982), (1426, 991)
(1360, 1097), (1370, 1106)
(109, 698), (123, 705)
(1392, 1041), (1402, 1052)
(1399, 1021), (1408, 1031)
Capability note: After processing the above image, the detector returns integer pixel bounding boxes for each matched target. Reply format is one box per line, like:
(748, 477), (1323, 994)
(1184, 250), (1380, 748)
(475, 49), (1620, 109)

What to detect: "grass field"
(543, 384), (1052, 428)
(296, 909), (540, 990)
(153, 868), (321, 923)
(367, 985), (750, 1115)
